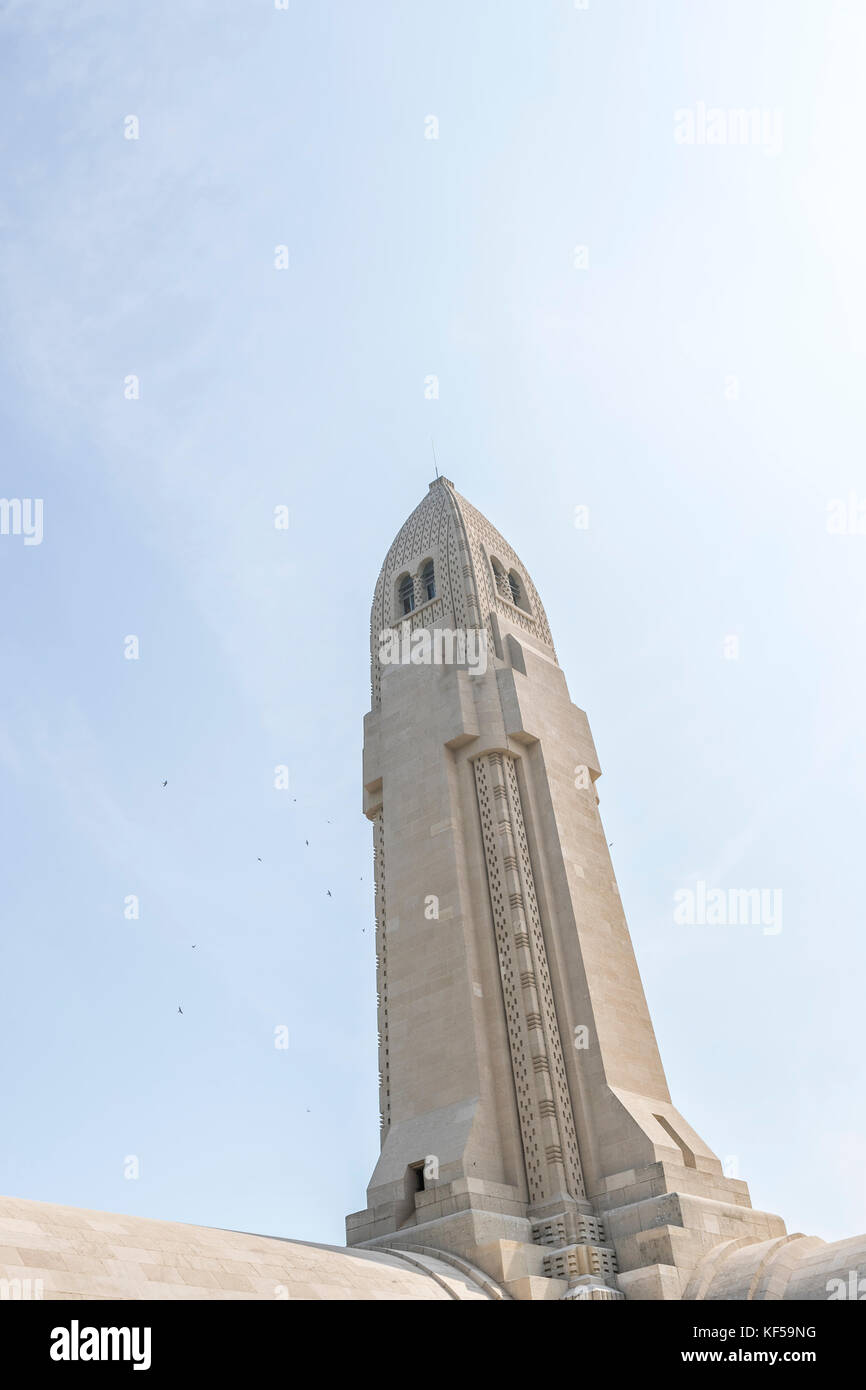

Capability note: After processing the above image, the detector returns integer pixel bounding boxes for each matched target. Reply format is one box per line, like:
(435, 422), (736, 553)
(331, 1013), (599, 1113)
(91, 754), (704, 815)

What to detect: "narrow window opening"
(398, 574), (415, 615)
(420, 560), (435, 601)
(491, 557), (509, 599)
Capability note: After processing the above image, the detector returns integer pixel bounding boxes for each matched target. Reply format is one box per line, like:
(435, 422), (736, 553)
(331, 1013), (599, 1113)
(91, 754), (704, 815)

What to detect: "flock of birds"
(160, 777), (607, 1019)
(162, 778), (368, 1018)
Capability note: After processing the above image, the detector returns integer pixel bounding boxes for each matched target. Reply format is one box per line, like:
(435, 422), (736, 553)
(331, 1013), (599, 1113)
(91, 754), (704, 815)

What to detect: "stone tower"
(0, 475), (862, 1304)
(346, 477), (786, 1301)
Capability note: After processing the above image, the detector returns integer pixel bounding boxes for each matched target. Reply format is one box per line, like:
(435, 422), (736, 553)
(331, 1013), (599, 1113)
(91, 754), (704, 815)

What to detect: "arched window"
(491, 557), (509, 599)
(508, 570), (522, 606)
(397, 573), (415, 616)
(420, 560), (435, 602)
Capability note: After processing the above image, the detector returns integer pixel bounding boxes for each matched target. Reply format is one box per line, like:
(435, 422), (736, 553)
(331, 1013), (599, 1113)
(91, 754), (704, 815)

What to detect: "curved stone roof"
(369, 477), (556, 705)
(0, 1197), (500, 1301)
(683, 1231), (866, 1301)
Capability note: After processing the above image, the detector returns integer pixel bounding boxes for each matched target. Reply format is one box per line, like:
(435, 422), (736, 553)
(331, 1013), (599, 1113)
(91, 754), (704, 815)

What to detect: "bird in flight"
(305, 840), (309, 846)
(191, 945), (196, 949)
(177, 1005), (183, 1014)
(327, 890), (332, 897)
(162, 780), (168, 787)
(257, 857), (262, 862)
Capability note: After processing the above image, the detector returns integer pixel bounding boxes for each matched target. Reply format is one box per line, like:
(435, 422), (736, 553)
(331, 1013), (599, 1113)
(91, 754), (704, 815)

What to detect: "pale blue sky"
(1, 0), (864, 1246)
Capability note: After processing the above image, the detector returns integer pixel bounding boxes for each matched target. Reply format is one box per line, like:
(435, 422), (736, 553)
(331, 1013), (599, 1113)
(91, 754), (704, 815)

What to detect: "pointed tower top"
(369, 480), (556, 706)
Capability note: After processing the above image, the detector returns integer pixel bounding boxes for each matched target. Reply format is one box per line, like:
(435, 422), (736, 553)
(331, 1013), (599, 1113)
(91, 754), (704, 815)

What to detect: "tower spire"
(348, 479), (786, 1302)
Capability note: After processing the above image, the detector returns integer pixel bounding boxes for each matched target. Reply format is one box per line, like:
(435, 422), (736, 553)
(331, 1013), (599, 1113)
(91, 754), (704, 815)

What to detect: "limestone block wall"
(0, 1197), (497, 1301)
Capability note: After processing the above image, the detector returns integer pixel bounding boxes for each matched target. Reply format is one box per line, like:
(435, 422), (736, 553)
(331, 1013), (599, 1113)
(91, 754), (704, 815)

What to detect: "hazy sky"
(1, 0), (864, 1247)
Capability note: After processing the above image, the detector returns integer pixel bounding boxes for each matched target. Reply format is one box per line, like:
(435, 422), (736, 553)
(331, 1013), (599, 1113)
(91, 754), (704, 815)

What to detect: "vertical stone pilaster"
(473, 752), (585, 1206)
(374, 809), (390, 1141)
